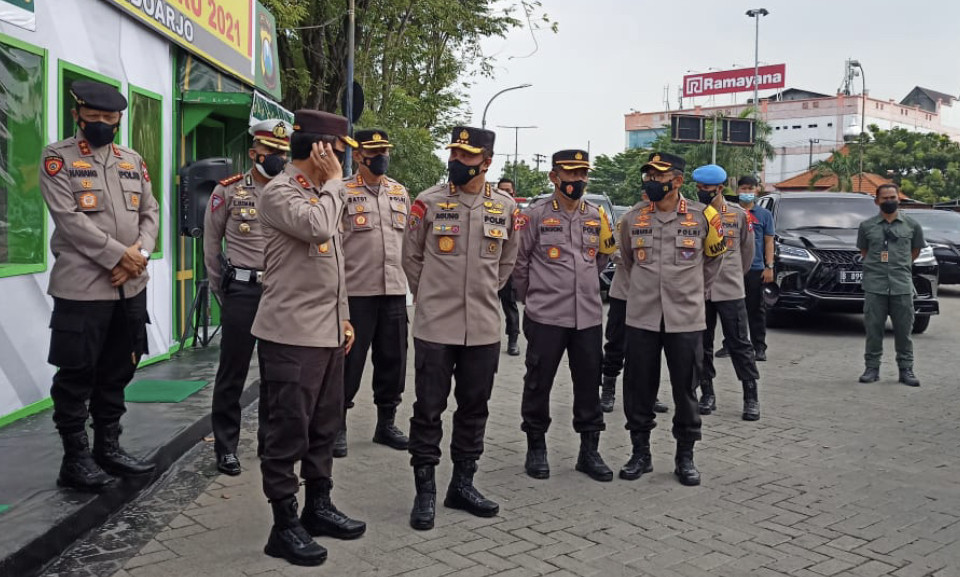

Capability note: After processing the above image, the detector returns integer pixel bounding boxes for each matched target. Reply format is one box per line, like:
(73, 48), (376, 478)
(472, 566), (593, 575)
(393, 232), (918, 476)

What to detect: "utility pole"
(533, 153), (547, 172)
(498, 125), (536, 192)
(808, 138), (820, 168)
(746, 8), (769, 175)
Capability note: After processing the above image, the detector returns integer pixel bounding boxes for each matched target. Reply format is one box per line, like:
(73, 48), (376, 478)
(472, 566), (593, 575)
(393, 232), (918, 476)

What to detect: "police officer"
(252, 111), (365, 566)
(204, 119), (290, 476)
(39, 81), (159, 492)
(691, 165), (761, 421)
(618, 152), (726, 486)
(496, 178), (521, 356)
(512, 150), (615, 481)
(403, 126), (519, 530)
(857, 183), (924, 387)
(334, 129), (410, 457)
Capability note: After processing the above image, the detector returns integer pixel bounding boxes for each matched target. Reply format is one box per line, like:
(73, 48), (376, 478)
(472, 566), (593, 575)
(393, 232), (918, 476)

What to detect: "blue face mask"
(739, 193), (756, 203)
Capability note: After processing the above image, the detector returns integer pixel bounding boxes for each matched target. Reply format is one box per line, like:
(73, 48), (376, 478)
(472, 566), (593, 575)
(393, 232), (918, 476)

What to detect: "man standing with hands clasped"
(857, 183), (924, 387)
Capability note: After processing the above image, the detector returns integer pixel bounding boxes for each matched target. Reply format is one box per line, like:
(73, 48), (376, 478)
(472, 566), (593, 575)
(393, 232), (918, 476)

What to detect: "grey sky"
(464, 0), (960, 182)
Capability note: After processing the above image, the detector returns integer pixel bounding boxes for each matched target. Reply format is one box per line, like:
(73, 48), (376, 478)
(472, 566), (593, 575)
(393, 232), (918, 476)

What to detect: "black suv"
(756, 192), (939, 333)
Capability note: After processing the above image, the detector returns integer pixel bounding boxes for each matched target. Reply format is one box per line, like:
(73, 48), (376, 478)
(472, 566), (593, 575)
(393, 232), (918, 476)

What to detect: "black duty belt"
(233, 267), (263, 284)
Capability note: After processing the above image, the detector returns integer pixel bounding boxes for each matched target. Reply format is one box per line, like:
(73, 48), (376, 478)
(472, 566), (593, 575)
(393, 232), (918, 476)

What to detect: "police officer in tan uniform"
(204, 119), (290, 476)
(512, 150), (615, 482)
(334, 129), (410, 458)
(252, 110), (365, 567)
(618, 152), (726, 487)
(691, 164), (761, 421)
(403, 126), (519, 531)
(40, 81), (159, 492)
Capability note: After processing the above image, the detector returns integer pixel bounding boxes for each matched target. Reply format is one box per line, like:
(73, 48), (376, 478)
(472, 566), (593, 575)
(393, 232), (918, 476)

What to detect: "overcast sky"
(463, 0), (960, 180)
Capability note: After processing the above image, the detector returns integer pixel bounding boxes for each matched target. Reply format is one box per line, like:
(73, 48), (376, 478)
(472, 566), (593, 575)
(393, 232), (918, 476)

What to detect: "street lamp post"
(482, 84), (532, 129)
(746, 8), (769, 176)
(850, 60), (866, 192)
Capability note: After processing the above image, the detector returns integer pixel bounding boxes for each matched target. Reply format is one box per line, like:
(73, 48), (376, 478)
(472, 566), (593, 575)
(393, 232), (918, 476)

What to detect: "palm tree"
(810, 150), (860, 191)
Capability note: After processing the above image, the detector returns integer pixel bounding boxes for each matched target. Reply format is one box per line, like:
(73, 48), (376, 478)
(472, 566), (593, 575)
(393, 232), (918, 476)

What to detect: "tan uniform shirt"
(337, 172), (410, 296)
(403, 183), (519, 346)
(608, 208), (642, 301)
(513, 197), (610, 330)
(707, 200), (755, 302)
(202, 171), (266, 297)
(251, 164), (348, 348)
(619, 198), (725, 333)
(39, 134), (159, 301)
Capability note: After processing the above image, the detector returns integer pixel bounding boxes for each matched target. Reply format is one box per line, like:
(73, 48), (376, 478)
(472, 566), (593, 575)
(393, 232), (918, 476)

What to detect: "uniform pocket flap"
(346, 202), (370, 216)
(676, 236), (702, 249)
(389, 199), (408, 214)
(483, 223), (508, 240)
(263, 361), (301, 383)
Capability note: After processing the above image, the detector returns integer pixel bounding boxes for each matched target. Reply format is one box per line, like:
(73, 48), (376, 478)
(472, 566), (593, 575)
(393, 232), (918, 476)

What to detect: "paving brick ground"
(45, 288), (960, 577)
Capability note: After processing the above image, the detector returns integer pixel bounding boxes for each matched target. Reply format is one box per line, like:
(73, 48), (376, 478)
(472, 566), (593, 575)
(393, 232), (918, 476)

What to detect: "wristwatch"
(764, 263), (774, 269)
(139, 249), (151, 260)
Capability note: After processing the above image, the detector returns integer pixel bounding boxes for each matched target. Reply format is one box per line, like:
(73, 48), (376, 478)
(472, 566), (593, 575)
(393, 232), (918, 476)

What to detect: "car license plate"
(840, 270), (863, 284)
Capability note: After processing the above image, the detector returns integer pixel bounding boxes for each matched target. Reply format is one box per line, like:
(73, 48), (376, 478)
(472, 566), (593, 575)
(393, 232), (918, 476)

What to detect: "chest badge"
(239, 222), (251, 234)
(438, 236), (455, 253)
(636, 248), (647, 262)
(355, 214), (368, 226)
(78, 192), (98, 209)
(547, 246), (561, 259)
(318, 242), (330, 254)
(487, 241), (499, 254)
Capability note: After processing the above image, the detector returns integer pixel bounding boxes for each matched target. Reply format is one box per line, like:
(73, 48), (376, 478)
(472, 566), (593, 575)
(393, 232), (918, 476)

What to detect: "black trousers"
(49, 291), (148, 434)
(211, 283), (262, 456)
(408, 339), (499, 467)
(703, 299), (760, 383)
(623, 325), (701, 442)
(521, 316), (605, 434)
(343, 295), (408, 412)
(498, 277), (520, 338)
(743, 270), (768, 353)
(601, 297), (626, 379)
(258, 340), (344, 501)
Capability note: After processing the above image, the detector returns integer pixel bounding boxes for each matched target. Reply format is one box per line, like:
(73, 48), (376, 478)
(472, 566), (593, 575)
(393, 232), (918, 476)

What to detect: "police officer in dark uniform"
(512, 150), (615, 482)
(39, 81), (159, 491)
(691, 165), (761, 421)
(204, 119), (290, 476)
(252, 111), (365, 566)
(403, 126), (519, 530)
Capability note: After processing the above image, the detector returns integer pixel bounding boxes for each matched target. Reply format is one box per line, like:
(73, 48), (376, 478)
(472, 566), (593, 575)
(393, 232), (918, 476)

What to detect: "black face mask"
(448, 160), (484, 186)
(255, 153), (287, 178)
(364, 154), (390, 176)
(559, 180), (587, 200)
(697, 189), (716, 205)
(643, 179), (673, 202)
(724, 193), (740, 204)
(334, 150), (346, 165)
(880, 200), (899, 214)
(79, 120), (119, 148)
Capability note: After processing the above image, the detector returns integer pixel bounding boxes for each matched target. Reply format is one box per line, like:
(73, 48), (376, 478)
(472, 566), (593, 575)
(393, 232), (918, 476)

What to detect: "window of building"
(802, 103), (809, 109)
(0, 34), (47, 278)
(792, 125), (801, 129)
(813, 102), (820, 109)
(128, 86), (163, 257)
(827, 122), (833, 127)
(808, 124), (818, 128)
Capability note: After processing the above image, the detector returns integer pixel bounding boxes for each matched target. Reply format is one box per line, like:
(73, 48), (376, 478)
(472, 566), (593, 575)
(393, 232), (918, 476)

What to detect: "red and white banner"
(683, 64), (786, 98)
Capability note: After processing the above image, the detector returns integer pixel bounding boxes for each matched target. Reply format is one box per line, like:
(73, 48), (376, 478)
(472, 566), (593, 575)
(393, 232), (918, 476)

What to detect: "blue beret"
(692, 164), (727, 185)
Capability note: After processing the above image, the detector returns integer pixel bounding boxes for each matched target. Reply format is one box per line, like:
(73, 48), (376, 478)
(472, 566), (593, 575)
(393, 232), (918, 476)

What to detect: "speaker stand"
(177, 278), (221, 352)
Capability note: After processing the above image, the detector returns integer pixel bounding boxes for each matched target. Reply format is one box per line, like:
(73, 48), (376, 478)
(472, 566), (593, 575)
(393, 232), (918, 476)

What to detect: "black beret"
(641, 151), (686, 173)
(355, 129), (393, 149)
(552, 149), (591, 170)
(70, 80), (127, 112)
(446, 126), (495, 154)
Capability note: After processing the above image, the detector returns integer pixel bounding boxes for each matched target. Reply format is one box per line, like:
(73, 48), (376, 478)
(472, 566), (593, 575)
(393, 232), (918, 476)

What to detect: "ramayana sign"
(683, 64), (786, 98)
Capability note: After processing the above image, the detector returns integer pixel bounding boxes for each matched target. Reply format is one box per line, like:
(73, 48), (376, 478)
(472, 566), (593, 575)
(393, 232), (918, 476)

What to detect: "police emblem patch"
(44, 157), (64, 177)
(438, 236), (455, 253)
(78, 192), (97, 209)
(547, 247), (561, 259)
(355, 214), (368, 226)
(318, 242), (330, 254)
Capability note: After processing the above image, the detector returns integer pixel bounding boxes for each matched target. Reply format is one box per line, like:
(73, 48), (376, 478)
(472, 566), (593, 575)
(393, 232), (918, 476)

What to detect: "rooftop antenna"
(664, 85), (671, 111)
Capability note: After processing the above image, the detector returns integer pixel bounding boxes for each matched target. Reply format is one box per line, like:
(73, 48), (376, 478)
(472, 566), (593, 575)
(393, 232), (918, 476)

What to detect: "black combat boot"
(574, 431), (613, 482)
(600, 376), (616, 413)
(619, 430), (653, 481)
(300, 478), (366, 539)
(265, 496), (327, 566)
(524, 432), (549, 479)
(332, 427), (347, 458)
(93, 423), (155, 477)
(507, 334), (520, 356)
(653, 398), (669, 413)
(899, 368), (920, 387)
(444, 460), (499, 518)
(410, 465), (436, 530)
(742, 380), (760, 421)
(372, 406), (409, 450)
(698, 379), (716, 415)
(674, 441), (701, 486)
(58, 430), (115, 492)
(858, 366), (880, 383)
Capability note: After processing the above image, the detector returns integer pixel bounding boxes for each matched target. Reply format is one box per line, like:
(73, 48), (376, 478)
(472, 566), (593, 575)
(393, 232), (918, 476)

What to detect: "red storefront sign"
(683, 64), (786, 98)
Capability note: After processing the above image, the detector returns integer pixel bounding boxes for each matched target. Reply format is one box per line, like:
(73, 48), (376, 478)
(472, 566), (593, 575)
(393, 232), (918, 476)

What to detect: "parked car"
(901, 208), (960, 285)
(756, 192), (939, 333)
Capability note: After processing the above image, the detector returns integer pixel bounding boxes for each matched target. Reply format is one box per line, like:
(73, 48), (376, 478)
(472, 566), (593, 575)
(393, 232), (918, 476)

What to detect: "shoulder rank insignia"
(112, 144), (122, 158)
(296, 174), (312, 189)
(141, 161), (151, 183)
(219, 173), (244, 187)
(74, 160), (94, 169)
(77, 141), (92, 156)
(44, 156), (64, 177)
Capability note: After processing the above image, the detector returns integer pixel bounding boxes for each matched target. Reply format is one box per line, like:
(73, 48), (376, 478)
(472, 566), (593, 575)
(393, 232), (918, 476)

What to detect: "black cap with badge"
(71, 80), (128, 112)
(446, 126), (496, 155)
(552, 149), (592, 171)
(641, 151), (686, 173)
(356, 129), (393, 150)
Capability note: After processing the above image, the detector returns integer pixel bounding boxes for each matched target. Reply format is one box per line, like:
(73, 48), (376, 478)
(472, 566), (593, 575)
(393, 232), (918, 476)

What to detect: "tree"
(589, 148), (648, 206)
(860, 126), (960, 203)
(810, 149), (859, 192)
(499, 160), (551, 197)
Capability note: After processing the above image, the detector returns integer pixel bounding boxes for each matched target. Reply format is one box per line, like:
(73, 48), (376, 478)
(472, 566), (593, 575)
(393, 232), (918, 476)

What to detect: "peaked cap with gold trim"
(249, 119), (291, 151)
(445, 125), (495, 155)
(552, 149), (592, 171)
(355, 129), (393, 150)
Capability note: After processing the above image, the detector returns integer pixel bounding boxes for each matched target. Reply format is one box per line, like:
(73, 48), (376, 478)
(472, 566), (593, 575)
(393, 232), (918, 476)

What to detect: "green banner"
(250, 91), (293, 126)
(253, 1), (282, 100)
(0, 0), (36, 31)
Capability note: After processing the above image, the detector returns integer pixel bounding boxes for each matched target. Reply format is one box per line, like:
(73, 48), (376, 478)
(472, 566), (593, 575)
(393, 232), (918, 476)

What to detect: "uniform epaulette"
(219, 173), (244, 186)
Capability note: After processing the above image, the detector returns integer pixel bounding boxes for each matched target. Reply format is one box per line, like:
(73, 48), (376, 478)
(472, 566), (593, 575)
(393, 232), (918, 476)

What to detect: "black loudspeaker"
(178, 157), (233, 237)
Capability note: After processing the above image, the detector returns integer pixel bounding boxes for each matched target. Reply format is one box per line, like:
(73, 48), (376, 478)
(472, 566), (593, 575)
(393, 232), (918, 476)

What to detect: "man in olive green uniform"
(252, 110), (365, 567)
(513, 149), (615, 482)
(334, 129), (410, 458)
(403, 126), (519, 531)
(857, 183), (924, 387)
(204, 119), (290, 476)
(618, 152), (726, 487)
(40, 81), (159, 492)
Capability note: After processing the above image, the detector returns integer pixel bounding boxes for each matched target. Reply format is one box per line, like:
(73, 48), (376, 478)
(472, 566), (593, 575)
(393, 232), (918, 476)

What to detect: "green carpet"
(125, 380), (207, 403)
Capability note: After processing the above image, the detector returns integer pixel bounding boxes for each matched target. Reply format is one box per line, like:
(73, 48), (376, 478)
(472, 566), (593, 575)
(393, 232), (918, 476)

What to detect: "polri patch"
(44, 156), (64, 177)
